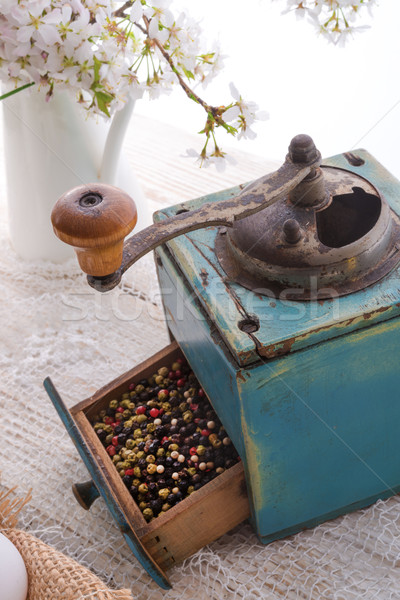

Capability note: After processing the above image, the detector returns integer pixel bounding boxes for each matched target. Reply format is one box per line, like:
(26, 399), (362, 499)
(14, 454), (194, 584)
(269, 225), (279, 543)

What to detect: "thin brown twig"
(142, 15), (218, 116)
(114, 0), (133, 19)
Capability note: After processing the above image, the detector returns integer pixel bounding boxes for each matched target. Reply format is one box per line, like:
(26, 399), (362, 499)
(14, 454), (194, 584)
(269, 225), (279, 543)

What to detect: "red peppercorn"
(190, 403), (199, 411)
(189, 447), (197, 456)
(198, 389), (205, 397)
(201, 429), (210, 437)
(194, 418), (201, 424)
(158, 389), (169, 399)
(104, 416), (113, 425)
(112, 436), (119, 446)
(161, 436), (169, 444)
(136, 406), (146, 415)
(174, 370), (182, 378)
(111, 422), (118, 429)
(106, 445), (116, 456)
(149, 408), (160, 418)
(176, 378), (186, 387)
(125, 468), (135, 476)
(128, 383), (135, 391)
(116, 407), (124, 413)
(168, 371), (176, 380)
(177, 357), (186, 366)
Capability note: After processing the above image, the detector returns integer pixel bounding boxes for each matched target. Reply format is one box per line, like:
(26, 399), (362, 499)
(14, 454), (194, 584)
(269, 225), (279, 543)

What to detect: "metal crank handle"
(51, 134), (320, 292)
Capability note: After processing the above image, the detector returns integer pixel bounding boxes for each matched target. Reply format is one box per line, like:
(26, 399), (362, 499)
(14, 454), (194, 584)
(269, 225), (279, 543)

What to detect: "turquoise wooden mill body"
(48, 134), (400, 582)
(152, 141), (400, 543)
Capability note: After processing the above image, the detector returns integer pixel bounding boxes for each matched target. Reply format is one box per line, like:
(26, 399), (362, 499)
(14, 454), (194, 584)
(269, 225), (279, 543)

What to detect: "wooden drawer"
(45, 341), (249, 588)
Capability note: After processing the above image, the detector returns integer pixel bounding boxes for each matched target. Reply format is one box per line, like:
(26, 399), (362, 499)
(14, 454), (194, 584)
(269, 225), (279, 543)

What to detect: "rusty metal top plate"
(154, 150), (400, 367)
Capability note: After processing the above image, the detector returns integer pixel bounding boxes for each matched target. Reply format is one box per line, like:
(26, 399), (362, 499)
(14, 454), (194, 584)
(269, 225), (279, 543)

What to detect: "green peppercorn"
(168, 443), (179, 452)
(132, 478), (141, 487)
(197, 445), (206, 456)
(212, 439), (222, 448)
(128, 402), (135, 410)
(93, 422), (104, 430)
(183, 411), (193, 423)
(156, 448), (165, 457)
(187, 467), (196, 476)
(143, 508), (154, 521)
(171, 361), (180, 371)
(209, 433), (218, 444)
(134, 466), (142, 478)
(133, 428), (142, 439)
(187, 485), (195, 494)
(112, 455), (121, 464)
(169, 389), (178, 398)
(136, 414), (147, 424)
(147, 423), (156, 433)
(161, 503), (171, 512)
(179, 402), (188, 412)
(122, 410), (131, 419)
(147, 463), (157, 475)
(136, 451), (145, 459)
(162, 402), (171, 412)
(139, 501), (148, 510)
(120, 399), (131, 409)
(126, 439), (135, 449)
(146, 454), (156, 463)
(99, 410), (106, 419)
(135, 384), (145, 393)
(138, 483), (148, 494)
(109, 399), (118, 410)
(115, 413), (124, 422)
(105, 434), (114, 445)
(158, 488), (170, 500)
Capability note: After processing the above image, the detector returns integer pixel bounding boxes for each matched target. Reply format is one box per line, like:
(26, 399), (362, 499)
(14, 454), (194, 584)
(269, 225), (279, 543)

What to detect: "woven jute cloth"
(4, 529), (132, 600)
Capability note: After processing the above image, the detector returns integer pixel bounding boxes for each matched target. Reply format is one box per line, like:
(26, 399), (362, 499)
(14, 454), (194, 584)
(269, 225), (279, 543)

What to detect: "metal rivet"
(79, 192), (103, 208)
(283, 219), (302, 244)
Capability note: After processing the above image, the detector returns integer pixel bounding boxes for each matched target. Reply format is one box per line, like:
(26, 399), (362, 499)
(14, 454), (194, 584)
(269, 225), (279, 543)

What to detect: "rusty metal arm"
(88, 156), (319, 291)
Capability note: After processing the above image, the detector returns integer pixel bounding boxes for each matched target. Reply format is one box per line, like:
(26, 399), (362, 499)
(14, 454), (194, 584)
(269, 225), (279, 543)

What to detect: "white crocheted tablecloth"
(1, 112), (400, 600)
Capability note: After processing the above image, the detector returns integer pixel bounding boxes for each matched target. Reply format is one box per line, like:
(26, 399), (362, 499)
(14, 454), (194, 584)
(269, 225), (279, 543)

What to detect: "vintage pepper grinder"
(51, 134), (400, 553)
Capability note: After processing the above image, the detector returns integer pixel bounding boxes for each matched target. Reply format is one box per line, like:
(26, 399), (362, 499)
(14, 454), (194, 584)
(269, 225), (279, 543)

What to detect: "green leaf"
(94, 90), (114, 117)
(92, 56), (101, 85)
(182, 66), (194, 81)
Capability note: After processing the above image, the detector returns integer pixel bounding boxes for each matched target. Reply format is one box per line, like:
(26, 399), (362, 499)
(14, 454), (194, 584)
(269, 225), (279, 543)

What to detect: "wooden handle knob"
(51, 183), (137, 277)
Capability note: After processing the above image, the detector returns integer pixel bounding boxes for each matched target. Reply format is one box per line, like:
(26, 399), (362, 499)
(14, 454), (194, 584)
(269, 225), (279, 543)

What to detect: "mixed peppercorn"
(91, 356), (240, 522)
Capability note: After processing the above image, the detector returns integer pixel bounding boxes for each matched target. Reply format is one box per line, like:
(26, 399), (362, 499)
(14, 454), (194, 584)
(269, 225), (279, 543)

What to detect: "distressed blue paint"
(43, 377), (171, 590)
(154, 150), (400, 367)
(157, 244), (400, 543)
(155, 150), (400, 543)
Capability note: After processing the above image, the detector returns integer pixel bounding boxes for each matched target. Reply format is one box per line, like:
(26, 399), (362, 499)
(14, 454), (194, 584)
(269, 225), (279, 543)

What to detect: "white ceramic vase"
(2, 88), (149, 262)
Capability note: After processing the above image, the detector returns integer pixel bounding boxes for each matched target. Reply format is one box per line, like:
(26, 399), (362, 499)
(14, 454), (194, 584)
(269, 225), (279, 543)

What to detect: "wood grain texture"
(71, 342), (249, 572)
(51, 183), (137, 276)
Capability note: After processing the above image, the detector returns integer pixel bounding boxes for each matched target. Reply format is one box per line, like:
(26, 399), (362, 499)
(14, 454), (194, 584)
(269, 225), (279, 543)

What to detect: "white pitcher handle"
(99, 98), (136, 183)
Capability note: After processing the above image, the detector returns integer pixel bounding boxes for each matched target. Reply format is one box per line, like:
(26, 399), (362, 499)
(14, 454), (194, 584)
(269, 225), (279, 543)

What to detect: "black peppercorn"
(93, 354), (240, 522)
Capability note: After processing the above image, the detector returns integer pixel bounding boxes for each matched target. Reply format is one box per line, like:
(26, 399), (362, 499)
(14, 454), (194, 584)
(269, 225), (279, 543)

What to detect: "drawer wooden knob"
(72, 480), (100, 510)
(51, 184), (137, 277)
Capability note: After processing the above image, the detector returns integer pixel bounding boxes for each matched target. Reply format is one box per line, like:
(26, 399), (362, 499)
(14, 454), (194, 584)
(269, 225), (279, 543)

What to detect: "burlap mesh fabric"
(2, 111), (400, 598)
(3, 529), (132, 600)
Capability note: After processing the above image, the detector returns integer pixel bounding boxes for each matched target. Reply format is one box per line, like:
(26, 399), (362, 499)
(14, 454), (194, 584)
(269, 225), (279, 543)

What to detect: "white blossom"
(0, 0), (266, 165)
